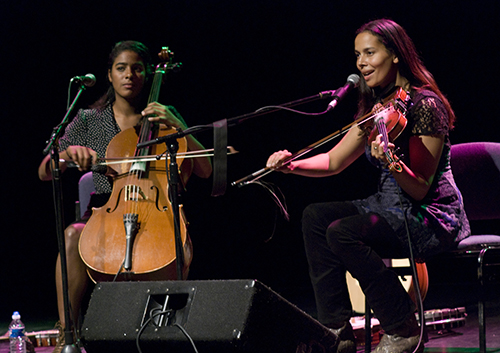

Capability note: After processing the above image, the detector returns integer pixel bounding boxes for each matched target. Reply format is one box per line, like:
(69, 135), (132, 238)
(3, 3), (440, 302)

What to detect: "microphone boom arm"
(137, 74), (360, 149)
(137, 90), (336, 150)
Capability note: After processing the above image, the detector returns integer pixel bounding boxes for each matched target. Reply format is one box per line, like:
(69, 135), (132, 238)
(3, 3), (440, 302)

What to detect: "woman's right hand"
(64, 145), (98, 171)
(38, 145), (97, 181)
(266, 150), (293, 173)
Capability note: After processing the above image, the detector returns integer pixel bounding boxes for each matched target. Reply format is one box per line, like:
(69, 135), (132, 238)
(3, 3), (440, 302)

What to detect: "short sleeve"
(410, 93), (449, 136)
(58, 109), (89, 151)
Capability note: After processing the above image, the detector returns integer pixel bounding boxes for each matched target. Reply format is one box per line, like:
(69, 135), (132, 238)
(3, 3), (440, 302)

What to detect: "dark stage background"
(1, 0), (499, 327)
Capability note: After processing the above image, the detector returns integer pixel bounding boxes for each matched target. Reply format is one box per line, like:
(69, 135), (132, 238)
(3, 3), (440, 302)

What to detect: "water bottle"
(9, 311), (26, 353)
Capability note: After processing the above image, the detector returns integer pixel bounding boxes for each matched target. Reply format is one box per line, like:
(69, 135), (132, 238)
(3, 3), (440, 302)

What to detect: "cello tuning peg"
(169, 62), (183, 72)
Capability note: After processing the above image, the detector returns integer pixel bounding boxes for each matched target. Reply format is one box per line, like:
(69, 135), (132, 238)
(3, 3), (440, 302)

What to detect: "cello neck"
(136, 47), (174, 157)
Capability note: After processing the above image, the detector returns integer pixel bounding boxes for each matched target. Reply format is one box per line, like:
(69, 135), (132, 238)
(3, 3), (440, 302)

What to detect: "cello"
(79, 47), (192, 282)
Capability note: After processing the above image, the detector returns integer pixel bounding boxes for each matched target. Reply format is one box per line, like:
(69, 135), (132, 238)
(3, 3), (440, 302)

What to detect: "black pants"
(302, 201), (415, 331)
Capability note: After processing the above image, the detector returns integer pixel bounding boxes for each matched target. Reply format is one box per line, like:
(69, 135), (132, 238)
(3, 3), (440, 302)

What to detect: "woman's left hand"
(142, 102), (186, 130)
(371, 134), (395, 163)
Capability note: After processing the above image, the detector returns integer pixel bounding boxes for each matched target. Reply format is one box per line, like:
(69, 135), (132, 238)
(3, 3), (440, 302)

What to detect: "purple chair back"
(78, 171), (96, 219)
(450, 142), (500, 221)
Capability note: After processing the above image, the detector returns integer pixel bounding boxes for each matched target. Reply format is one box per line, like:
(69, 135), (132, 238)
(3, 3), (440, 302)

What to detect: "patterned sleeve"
(410, 93), (449, 136)
(58, 109), (89, 151)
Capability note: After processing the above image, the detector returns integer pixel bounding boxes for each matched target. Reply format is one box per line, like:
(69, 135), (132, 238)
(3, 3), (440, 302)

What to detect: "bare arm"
(185, 134), (213, 179)
(38, 146), (98, 181)
(267, 125), (366, 177)
(144, 102), (212, 179)
(371, 134), (444, 201)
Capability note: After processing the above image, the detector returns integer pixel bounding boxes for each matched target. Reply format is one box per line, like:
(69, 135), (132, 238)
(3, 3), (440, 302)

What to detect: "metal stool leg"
(365, 297), (372, 353)
(478, 247), (488, 353)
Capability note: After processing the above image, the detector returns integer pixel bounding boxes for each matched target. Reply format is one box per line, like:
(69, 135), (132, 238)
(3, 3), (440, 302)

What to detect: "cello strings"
(121, 64), (171, 272)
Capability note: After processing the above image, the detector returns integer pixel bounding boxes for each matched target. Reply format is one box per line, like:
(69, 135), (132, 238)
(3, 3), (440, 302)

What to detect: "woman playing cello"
(38, 40), (212, 353)
(266, 19), (469, 353)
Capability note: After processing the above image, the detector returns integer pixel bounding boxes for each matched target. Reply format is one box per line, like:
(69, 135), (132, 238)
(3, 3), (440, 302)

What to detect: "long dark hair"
(355, 19), (456, 128)
(91, 40), (153, 110)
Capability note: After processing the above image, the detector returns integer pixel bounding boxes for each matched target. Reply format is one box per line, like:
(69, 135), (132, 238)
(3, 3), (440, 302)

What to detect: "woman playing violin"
(38, 40), (212, 353)
(267, 19), (469, 353)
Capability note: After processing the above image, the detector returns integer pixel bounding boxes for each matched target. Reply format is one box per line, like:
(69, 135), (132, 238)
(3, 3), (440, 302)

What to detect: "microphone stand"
(42, 84), (88, 353)
(136, 89), (338, 278)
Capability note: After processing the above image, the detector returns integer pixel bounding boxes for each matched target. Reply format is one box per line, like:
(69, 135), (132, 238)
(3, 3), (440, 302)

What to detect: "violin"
(79, 47), (191, 282)
(365, 88), (411, 172)
(232, 87), (412, 186)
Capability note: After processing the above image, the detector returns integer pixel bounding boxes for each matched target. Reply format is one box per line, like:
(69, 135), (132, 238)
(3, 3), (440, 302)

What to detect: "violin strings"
(376, 117), (390, 153)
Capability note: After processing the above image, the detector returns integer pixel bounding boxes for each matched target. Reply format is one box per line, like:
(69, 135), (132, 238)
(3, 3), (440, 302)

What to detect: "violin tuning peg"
(392, 147), (404, 160)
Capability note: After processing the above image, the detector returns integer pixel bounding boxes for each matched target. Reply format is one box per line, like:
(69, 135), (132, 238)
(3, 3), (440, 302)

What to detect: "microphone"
(71, 73), (96, 87)
(324, 74), (360, 110)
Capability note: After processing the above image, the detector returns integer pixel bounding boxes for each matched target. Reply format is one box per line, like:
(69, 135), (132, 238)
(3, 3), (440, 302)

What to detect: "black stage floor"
(1, 272), (499, 353)
(1, 301), (499, 353)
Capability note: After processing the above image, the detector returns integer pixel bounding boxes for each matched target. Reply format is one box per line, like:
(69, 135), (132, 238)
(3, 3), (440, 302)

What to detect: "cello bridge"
(124, 185), (148, 202)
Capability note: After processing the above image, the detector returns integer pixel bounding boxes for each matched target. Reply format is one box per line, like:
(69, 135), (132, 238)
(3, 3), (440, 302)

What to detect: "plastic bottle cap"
(12, 311), (21, 320)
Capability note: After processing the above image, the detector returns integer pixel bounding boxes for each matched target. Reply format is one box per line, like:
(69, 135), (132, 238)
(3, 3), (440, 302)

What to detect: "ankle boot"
(52, 321), (65, 353)
(329, 321), (356, 353)
(372, 314), (427, 353)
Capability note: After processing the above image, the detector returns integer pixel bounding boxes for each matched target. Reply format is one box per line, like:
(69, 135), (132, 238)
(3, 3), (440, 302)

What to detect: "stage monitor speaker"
(81, 279), (337, 353)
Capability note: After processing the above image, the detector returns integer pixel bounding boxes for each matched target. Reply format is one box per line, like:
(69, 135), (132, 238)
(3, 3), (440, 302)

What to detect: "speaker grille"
(81, 279), (337, 352)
